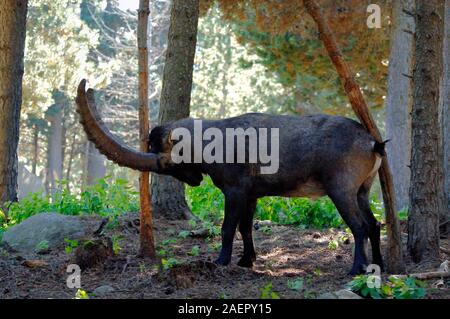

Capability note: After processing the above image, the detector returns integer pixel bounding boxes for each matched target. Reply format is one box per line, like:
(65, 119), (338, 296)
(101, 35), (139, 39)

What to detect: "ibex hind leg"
(357, 182), (384, 271)
(327, 187), (369, 275)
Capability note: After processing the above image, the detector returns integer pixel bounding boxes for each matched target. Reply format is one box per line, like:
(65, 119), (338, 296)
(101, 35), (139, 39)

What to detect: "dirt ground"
(0, 213), (449, 299)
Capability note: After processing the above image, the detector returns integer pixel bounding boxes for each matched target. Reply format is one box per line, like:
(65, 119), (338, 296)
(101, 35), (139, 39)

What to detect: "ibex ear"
(161, 129), (174, 152)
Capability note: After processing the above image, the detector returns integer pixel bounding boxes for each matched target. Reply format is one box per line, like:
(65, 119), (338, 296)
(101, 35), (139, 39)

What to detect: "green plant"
(178, 230), (190, 239)
(186, 177), (345, 229)
(36, 240), (49, 251)
(188, 219), (197, 228)
(75, 289), (89, 299)
(398, 208), (408, 221)
(219, 292), (231, 299)
(348, 275), (426, 299)
(348, 274), (384, 299)
(111, 235), (122, 255)
(208, 241), (221, 252)
(185, 178), (224, 222)
(260, 283), (280, 299)
(201, 221), (221, 237)
(161, 257), (181, 271)
(162, 238), (178, 245)
(287, 278), (304, 292)
(328, 239), (339, 250)
(387, 276), (426, 299)
(0, 177), (140, 234)
(157, 249), (168, 257)
(187, 245), (200, 257)
(64, 238), (79, 254)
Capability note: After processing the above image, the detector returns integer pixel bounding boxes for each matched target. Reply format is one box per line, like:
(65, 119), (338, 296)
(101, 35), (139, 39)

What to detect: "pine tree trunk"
(385, 0), (415, 212)
(408, 0), (445, 263)
(441, 0), (450, 236)
(0, 0), (28, 214)
(304, 0), (405, 273)
(151, 0), (199, 220)
(138, 0), (156, 258)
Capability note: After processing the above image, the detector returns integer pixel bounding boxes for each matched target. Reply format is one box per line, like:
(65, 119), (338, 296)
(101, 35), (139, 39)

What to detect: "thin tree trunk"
(32, 124), (39, 175)
(441, 0), (450, 237)
(408, 0), (445, 262)
(0, 0), (28, 214)
(86, 141), (106, 186)
(138, 0), (156, 259)
(151, 0), (199, 220)
(65, 132), (77, 190)
(45, 105), (64, 197)
(304, 0), (405, 273)
(385, 0), (415, 212)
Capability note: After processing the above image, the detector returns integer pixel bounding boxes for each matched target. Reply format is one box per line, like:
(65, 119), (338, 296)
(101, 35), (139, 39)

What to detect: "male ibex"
(76, 80), (384, 274)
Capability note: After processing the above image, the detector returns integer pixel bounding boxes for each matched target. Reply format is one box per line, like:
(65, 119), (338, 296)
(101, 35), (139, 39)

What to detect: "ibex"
(76, 80), (384, 275)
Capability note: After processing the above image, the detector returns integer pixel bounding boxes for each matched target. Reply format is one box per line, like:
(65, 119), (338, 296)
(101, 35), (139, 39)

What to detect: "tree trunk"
(385, 0), (415, 212)
(138, 0), (156, 258)
(45, 105), (64, 197)
(65, 132), (77, 185)
(0, 0), (28, 214)
(304, 0), (405, 273)
(441, 0), (450, 237)
(32, 124), (39, 175)
(151, 0), (199, 220)
(86, 141), (106, 186)
(407, 0), (445, 263)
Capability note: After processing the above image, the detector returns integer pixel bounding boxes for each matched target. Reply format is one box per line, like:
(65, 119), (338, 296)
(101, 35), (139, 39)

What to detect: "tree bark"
(138, 0), (156, 258)
(0, 0), (28, 214)
(407, 0), (445, 263)
(304, 0), (405, 273)
(151, 0), (199, 220)
(385, 0), (415, 212)
(441, 0), (450, 237)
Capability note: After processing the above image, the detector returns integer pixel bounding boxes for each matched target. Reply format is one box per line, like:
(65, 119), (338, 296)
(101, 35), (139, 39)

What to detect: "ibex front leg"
(215, 190), (247, 266)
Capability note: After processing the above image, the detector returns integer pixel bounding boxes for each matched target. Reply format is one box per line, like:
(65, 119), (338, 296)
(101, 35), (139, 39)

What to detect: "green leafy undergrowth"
(348, 274), (426, 299)
(0, 177), (139, 233)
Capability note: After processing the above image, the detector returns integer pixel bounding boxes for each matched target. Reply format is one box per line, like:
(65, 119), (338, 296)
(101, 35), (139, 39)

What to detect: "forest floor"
(0, 213), (449, 299)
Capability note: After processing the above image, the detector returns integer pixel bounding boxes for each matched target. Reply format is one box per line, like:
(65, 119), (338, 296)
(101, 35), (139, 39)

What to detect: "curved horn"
(76, 79), (163, 172)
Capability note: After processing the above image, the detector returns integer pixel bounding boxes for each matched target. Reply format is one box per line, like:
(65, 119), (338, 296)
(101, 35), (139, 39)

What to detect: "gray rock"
(317, 289), (362, 299)
(92, 285), (115, 297)
(1, 213), (87, 253)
